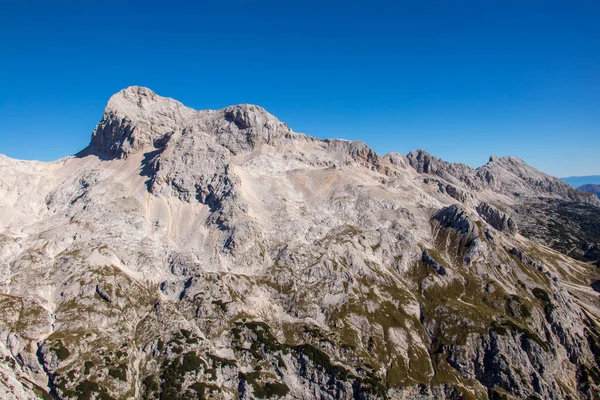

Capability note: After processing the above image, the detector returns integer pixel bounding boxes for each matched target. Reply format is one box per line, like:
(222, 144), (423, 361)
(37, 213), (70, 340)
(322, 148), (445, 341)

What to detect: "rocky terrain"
(1, 86), (600, 399)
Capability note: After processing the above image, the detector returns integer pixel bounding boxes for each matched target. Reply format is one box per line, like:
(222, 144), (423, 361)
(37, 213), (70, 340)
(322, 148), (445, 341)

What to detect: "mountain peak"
(103, 86), (186, 117)
(87, 87), (194, 158)
(487, 155), (526, 165)
(86, 87), (294, 159)
(116, 85), (157, 100)
(105, 86), (161, 114)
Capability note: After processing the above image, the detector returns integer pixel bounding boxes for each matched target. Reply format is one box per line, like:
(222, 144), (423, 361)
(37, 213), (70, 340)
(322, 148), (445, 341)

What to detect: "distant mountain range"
(577, 183), (600, 199)
(561, 175), (600, 187)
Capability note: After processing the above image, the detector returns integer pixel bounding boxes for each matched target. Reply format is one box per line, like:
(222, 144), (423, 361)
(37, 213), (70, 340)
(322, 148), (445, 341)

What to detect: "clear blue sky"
(1, 1), (599, 177)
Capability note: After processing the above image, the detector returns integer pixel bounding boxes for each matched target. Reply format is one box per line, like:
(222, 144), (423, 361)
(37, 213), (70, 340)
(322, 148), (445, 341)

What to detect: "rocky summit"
(1, 86), (600, 400)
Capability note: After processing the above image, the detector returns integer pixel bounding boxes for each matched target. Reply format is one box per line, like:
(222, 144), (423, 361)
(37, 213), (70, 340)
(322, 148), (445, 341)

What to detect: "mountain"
(562, 175), (600, 188)
(1, 86), (600, 400)
(578, 184), (600, 199)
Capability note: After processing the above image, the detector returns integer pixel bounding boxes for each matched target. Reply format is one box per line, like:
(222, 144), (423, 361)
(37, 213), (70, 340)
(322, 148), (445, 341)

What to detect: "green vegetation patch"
(253, 381), (290, 398)
(51, 341), (71, 361)
(83, 360), (94, 375)
(189, 381), (221, 397)
(182, 351), (204, 372)
(532, 288), (552, 303)
(108, 363), (127, 381)
(212, 299), (231, 313)
(54, 375), (116, 400)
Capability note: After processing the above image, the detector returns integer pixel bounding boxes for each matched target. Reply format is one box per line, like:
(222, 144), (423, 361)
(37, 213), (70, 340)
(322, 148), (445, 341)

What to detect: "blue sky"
(1, 1), (598, 177)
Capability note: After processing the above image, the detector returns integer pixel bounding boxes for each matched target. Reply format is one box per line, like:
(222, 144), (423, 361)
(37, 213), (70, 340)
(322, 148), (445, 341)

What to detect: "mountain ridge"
(80, 86), (599, 208)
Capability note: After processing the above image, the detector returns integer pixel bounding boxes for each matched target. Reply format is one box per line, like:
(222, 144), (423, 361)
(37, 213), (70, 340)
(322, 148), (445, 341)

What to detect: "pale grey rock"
(481, 155), (600, 205)
(408, 150), (600, 206)
(407, 149), (477, 189)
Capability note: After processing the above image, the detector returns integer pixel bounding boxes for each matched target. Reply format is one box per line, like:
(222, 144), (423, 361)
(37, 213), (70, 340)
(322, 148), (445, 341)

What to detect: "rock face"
(1, 86), (600, 400)
(433, 204), (480, 243)
(476, 202), (518, 236)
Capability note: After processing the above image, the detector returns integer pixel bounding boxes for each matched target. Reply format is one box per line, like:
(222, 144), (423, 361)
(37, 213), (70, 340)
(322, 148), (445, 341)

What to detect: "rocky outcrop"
(432, 204), (480, 243)
(480, 155), (600, 206)
(422, 250), (447, 276)
(87, 86), (197, 158)
(407, 149), (478, 189)
(476, 202), (518, 235)
(95, 284), (112, 302)
(407, 151), (600, 207)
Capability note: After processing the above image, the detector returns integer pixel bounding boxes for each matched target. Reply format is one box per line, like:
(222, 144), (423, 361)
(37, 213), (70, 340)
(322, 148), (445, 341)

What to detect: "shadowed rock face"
(1, 86), (600, 400)
(476, 202), (518, 236)
(433, 204), (480, 243)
